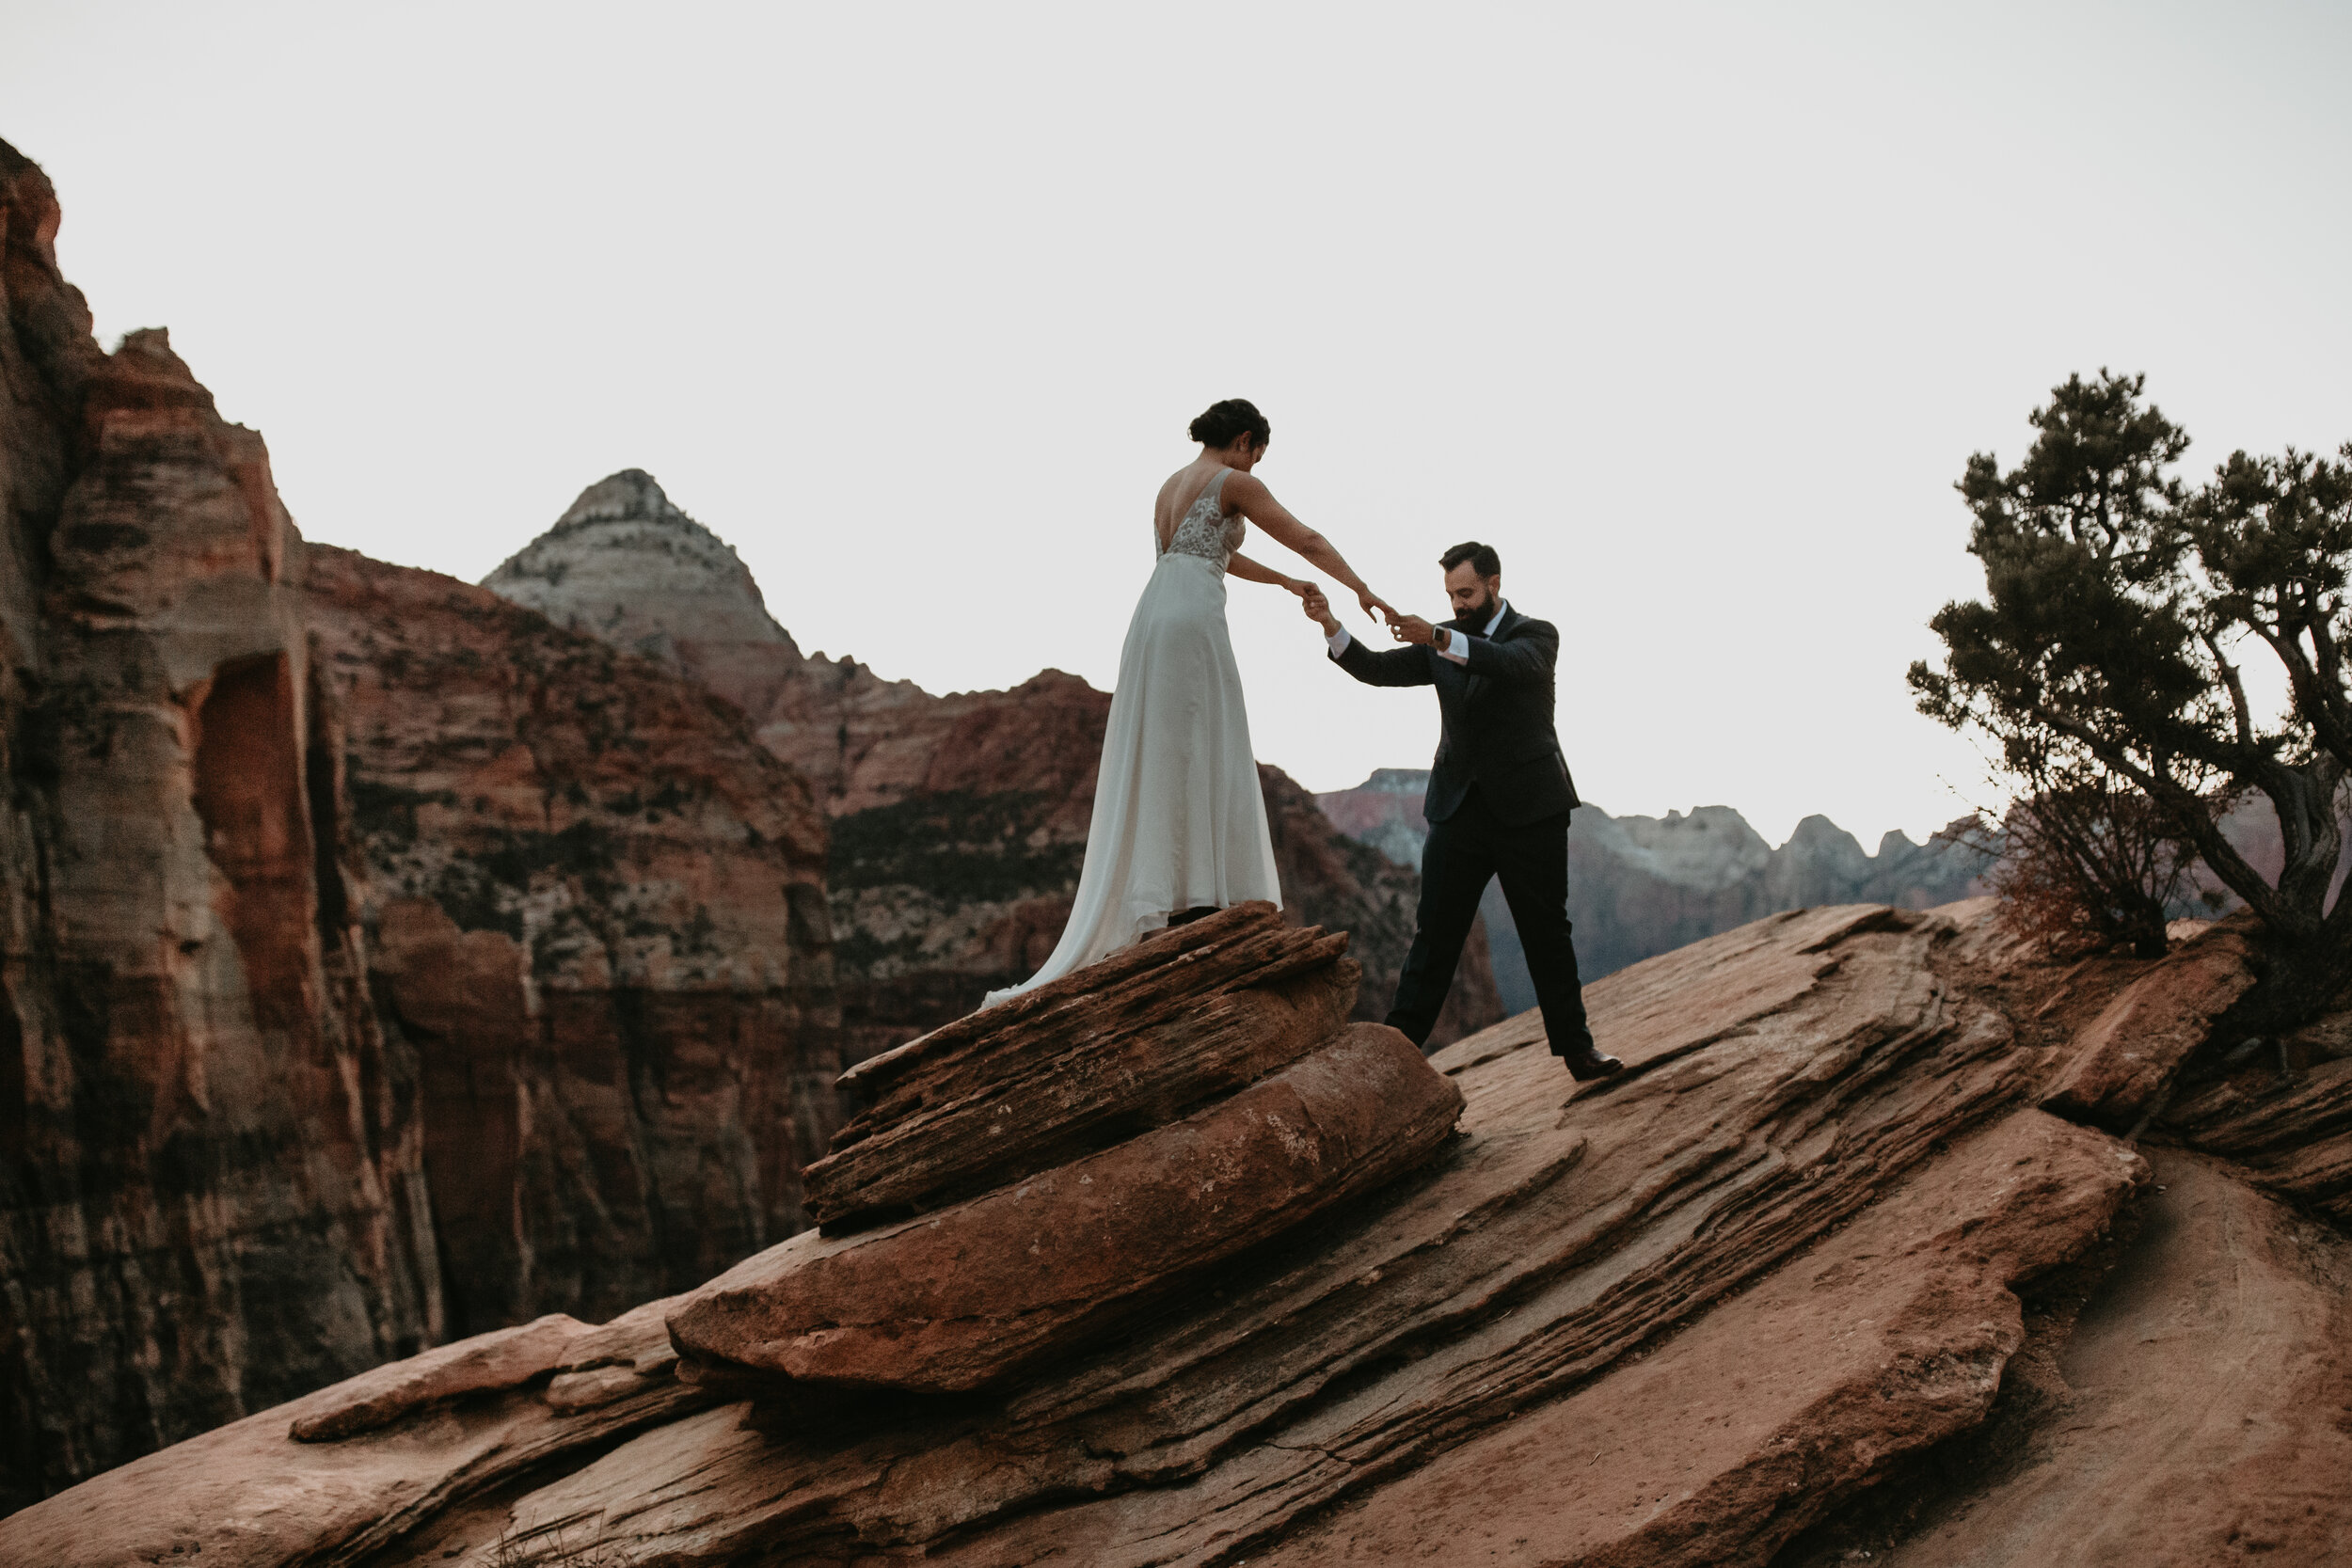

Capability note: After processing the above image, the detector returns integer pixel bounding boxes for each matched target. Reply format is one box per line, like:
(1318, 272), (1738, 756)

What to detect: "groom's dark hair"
(1189, 399), (1271, 450)
(1441, 541), (1502, 578)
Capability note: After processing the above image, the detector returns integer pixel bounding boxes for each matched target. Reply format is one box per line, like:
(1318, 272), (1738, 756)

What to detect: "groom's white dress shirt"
(1327, 599), (1508, 665)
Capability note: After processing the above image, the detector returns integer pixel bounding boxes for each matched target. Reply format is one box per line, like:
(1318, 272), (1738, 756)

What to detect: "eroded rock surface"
(0, 143), (438, 1507)
(2166, 1015), (2352, 1224)
(7, 900), (2196, 1567)
(306, 546), (845, 1333)
(676, 1023), (1459, 1395)
(806, 903), (1356, 1226)
(2042, 925), (2259, 1130)
(0, 146), (849, 1506)
(1853, 1150), (2352, 1567)
(677, 904), (1459, 1396)
(1272, 1109), (2145, 1567)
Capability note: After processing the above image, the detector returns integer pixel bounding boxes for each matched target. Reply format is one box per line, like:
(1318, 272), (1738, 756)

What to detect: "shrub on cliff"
(1912, 370), (2352, 1022)
(1943, 758), (2215, 960)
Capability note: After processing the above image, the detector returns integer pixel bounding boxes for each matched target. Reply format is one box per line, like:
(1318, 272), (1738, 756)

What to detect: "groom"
(1303, 542), (1621, 1081)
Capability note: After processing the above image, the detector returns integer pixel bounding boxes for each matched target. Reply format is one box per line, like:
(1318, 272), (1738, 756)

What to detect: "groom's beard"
(1452, 591), (1496, 627)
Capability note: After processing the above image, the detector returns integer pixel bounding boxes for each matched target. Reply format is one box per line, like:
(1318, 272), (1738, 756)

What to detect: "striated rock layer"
(665, 904), (1463, 1402)
(0, 142), (439, 1511)
(306, 546), (846, 1334)
(677, 1017), (1459, 1394)
(483, 472), (1503, 1061)
(12, 897), (2268, 1567)
(0, 144), (847, 1506)
(805, 903), (1358, 1226)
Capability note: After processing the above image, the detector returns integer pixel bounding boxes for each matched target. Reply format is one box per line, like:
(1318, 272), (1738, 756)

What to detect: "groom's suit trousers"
(1387, 784), (1594, 1056)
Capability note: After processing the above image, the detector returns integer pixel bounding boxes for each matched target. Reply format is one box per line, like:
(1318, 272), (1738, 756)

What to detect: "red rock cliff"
(0, 143), (438, 1510)
(305, 547), (845, 1336)
(0, 146), (847, 1510)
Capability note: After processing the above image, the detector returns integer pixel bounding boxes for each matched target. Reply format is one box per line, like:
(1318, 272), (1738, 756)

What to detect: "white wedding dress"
(984, 467), (1282, 1006)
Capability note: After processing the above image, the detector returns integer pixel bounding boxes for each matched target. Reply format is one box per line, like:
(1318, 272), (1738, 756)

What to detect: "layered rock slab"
(675, 1022), (1461, 1393)
(808, 901), (1355, 1226)
(0, 1310), (713, 1568)
(429, 908), (2056, 1566)
(1267, 1108), (2145, 1566)
(2165, 1004), (2352, 1224)
(6, 902), (2148, 1567)
(2040, 924), (2257, 1130)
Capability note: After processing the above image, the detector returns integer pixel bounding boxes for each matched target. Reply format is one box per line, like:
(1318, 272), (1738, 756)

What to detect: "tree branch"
(2204, 630), (2257, 749)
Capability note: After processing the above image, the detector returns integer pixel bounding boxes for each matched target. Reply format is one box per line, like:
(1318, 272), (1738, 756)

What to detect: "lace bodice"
(1158, 467), (1245, 570)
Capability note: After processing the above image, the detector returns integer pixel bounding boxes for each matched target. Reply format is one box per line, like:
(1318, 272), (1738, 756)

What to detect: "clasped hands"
(1295, 583), (1438, 646)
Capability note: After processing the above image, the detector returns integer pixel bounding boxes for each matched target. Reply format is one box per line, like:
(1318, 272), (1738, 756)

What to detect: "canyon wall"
(0, 146), (845, 1508)
(0, 145), (438, 1510)
(1318, 768), (1991, 1009)
(33, 897), (2352, 1566)
(306, 547), (844, 1336)
(485, 471), (1502, 1058)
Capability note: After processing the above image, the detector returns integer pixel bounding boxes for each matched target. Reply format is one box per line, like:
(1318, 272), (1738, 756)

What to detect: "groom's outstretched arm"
(1305, 587), (1432, 687)
(1332, 631), (1435, 688)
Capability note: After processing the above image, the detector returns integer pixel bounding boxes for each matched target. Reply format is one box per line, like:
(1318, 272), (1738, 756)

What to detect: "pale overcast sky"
(6, 2), (2348, 847)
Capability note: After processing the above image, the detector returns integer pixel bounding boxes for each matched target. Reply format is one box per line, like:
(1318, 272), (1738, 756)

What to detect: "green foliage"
(1913, 370), (2352, 1010)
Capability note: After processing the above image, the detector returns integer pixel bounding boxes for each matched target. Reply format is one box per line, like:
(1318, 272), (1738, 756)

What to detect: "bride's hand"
(1359, 588), (1398, 624)
(1283, 577), (1314, 599)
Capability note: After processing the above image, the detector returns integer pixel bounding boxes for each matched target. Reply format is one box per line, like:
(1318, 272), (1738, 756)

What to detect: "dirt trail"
(1877, 1148), (2352, 1567)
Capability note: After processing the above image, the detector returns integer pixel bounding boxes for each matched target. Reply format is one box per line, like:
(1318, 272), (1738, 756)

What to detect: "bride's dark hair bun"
(1189, 399), (1271, 450)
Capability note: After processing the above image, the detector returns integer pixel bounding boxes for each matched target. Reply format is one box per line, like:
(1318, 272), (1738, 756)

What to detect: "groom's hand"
(1301, 588), (1341, 635)
(1390, 614), (1438, 646)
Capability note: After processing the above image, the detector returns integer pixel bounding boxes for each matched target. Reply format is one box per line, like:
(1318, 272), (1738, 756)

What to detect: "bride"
(986, 399), (1394, 1006)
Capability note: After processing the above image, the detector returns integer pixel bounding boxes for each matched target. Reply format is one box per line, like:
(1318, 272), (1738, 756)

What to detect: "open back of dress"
(982, 467), (1282, 1006)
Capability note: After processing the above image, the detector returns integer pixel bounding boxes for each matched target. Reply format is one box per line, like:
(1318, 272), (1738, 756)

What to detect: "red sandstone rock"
(1269, 1108), (2146, 1567)
(673, 1023), (1462, 1394)
(2041, 924), (2258, 1129)
(2165, 1020), (2352, 1224)
(836, 902), (1330, 1123)
(8, 901), (2178, 1567)
(0, 141), (438, 1508)
(803, 909), (1359, 1227)
(0, 148), (850, 1507)
(289, 1314), (590, 1443)
(304, 544), (847, 1333)
(1856, 1149), (2352, 1566)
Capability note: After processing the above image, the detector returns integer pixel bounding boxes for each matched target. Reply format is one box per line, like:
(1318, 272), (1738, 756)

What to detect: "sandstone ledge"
(9, 902), (2284, 1568)
(804, 901), (1358, 1227)
(674, 1022), (1462, 1394)
(2041, 925), (2258, 1130)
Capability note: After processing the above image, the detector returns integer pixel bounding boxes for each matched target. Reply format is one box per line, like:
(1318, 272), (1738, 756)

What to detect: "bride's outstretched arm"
(1227, 552), (1311, 595)
(1223, 473), (1394, 622)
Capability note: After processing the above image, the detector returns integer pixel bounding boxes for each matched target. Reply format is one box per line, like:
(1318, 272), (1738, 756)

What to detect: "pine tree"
(1912, 371), (2352, 1024)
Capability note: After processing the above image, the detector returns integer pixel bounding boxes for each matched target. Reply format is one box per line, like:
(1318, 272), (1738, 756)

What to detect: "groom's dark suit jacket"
(1332, 604), (1579, 826)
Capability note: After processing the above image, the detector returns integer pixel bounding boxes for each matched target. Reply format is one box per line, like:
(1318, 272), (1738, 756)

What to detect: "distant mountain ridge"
(1316, 769), (1992, 1010)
